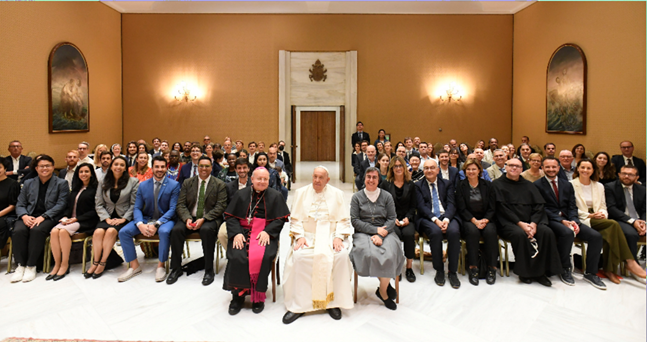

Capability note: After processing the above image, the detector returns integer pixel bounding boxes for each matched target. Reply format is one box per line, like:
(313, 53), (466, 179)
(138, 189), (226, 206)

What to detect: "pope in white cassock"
(282, 166), (354, 324)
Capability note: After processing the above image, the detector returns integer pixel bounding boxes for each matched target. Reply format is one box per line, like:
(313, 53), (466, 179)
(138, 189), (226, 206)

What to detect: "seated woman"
(88, 156), (139, 279)
(204, 143), (215, 164)
(137, 143), (152, 168)
(456, 160), (498, 286)
(449, 148), (461, 169)
(374, 129), (387, 148)
(572, 144), (586, 168)
(521, 153), (545, 182)
(506, 143), (516, 160)
(218, 153), (239, 183)
(91, 144), (109, 169)
(253, 152), (282, 193)
(376, 141), (385, 155)
(384, 141), (395, 159)
(110, 143), (124, 158)
(48, 163), (99, 281)
(594, 152), (617, 185)
(379, 156), (417, 282)
(171, 142), (182, 153)
(0, 157), (20, 250)
(474, 140), (486, 150)
(129, 151), (153, 183)
(458, 143), (471, 165)
(350, 167), (405, 310)
(377, 153), (390, 181)
(570, 159), (646, 284)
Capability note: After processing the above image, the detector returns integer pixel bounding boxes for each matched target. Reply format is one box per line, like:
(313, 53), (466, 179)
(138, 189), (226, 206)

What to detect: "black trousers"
(170, 219), (219, 271)
(618, 221), (639, 261)
(460, 221), (499, 268)
(12, 219), (57, 266)
(394, 221), (416, 260)
(418, 218), (460, 273)
(547, 221), (602, 273)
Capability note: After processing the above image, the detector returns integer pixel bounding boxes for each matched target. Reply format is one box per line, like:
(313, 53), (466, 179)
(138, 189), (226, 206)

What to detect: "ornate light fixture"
(175, 82), (196, 102)
(440, 83), (462, 102)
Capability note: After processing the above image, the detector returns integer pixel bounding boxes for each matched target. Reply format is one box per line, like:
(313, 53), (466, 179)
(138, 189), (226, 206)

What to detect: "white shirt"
(238, 179), (248, 190)
(11, 156), (20, 175)
(248, 152), (257, 164)
(191, 176), (211, 217)
(79, 156), (93, 165)
(426, 178), (448, 222)
(624, 156), (634, 165)
(367, 158), (376, 168)
(581, 183), (593, 208)
(96, 167), (109, 183)
(65, 165), (77, 189)
(440, 166), (450, 181)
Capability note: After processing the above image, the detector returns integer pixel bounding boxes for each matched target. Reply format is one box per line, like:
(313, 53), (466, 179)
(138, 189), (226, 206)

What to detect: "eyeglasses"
(198, 165), (212, 169)
(620, 172), (637, 177)
(392, 165), (404, 169)
(620, 146), (633, 149)
(38, 165), (53, 169)
(9, 145), (21, 148)
(423, 167), (437, 171)
(506, 164), (522, 169)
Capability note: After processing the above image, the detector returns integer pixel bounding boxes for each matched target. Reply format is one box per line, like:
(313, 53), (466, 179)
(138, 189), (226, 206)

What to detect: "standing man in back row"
(351, 121), (370, 148)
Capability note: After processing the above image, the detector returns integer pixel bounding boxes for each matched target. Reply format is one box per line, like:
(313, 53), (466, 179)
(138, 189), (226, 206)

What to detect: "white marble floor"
(0, 161), (645, 342)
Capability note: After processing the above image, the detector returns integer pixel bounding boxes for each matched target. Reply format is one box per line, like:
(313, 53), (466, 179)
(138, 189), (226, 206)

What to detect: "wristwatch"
(154, 221), (161, 228)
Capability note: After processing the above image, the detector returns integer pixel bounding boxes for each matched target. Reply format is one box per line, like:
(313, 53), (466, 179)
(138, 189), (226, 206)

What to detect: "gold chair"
(44, 234), (94, 273)
(2, 237), (12, 274)
(499, 239), (511, 277)
(354, 271), (399, 304)
(417, 232), (464, 275)
(133, 234), (170, 273)
(621, 235), (646, 276)
(573, 237), (587, 273)
(459, 238), (505, 277)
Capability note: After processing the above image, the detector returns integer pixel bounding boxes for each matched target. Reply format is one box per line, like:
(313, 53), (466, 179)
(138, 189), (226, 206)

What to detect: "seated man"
(118, 156), (180, 282)
(417, 142), (433, 163)
(544, 143), (557, 159)
(355, 145), (377, 190)
(557, 150), (575, 180)
(486, 149), (507, 181)
(415, 159), (461, 289)
(178, 144), (204, 185)
(218, 158), (251, 252)
(612, 141), (646, 184)
(605, 165), (646, 266)
(437, 150), (458, 187)
(167, 156), (227, 286)
(282, 166), (353, 324)
(482, 138), (498, 164)
(58, 149), (79, 189)
(223, 167), (290, 315)
(534, 157), (605, 289)
(491, 158), (562, 286)
(6, 140), (32, 182)
(473, 148), (491, 170)
(11, 155), (68, 283)
(518, 144), (533, 171)
(95, 151), (113, 182)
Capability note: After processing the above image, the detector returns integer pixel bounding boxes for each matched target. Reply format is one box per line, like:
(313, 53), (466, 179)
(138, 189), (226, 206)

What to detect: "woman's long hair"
(71, 163), (98, 192)
(130, 151), (150, 177)
(252, 152), (269, 171)
(103, 156), (130, 192)
(386, 155), (411, 182)
(594, 152), (616, 181)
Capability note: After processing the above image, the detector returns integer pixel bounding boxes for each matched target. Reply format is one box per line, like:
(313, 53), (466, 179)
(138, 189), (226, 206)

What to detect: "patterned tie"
(196, 180), (206, 219)
(192, 164), (197, 177)
(431, 183), (441, 218)
(153, 181), (161, 220)
(551, 180), (559, 202)
(627, 158), (634, 166)
(624, 187), (639, 219)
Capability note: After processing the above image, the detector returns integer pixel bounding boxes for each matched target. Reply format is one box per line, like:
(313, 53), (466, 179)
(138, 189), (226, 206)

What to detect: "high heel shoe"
(84, 261), (99, 279)
(92, 262), (107, 279)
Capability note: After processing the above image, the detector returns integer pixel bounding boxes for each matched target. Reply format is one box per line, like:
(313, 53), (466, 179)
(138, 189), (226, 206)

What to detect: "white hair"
(314, 165), (330, 177)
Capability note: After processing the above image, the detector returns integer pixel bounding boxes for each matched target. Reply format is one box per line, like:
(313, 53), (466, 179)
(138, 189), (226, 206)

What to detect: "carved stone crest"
(309, 59), (327, 82)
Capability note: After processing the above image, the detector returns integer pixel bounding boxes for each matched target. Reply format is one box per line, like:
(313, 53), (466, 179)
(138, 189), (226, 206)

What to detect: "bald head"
(366, 145), (376, 160)
(251, 167), (270, 191)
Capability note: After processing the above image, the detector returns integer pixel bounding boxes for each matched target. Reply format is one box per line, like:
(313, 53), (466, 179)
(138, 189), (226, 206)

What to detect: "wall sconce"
(175, 82), (196, 102)
(440, 83), (462, 102)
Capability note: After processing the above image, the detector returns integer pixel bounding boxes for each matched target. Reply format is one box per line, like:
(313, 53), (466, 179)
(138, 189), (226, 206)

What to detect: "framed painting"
(546, 43), (586, 134)
(48, 42), (89, 133)
(385, 134), (391, 141)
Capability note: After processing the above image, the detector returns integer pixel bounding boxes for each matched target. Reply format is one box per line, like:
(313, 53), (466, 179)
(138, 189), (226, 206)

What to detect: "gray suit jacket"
(95, 177), (139, 221)
(486, 164), (505, 181)
(176, 175), (227, 223)
(15, 176), (69, 221)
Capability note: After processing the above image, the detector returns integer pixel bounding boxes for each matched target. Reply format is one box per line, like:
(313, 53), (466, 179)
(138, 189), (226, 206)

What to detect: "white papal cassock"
(283, 184), (354, 313)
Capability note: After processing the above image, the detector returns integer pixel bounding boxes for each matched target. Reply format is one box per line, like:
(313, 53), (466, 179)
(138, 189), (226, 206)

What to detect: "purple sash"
(240, 218), (267, 303)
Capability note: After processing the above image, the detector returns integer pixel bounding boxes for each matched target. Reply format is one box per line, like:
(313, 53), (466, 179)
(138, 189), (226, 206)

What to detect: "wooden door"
(300, 111), (336, 161)
(339, 106), (345, 182)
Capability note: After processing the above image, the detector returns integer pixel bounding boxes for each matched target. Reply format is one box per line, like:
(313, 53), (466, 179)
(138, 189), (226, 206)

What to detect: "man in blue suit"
(437, 150), (459, 187)
(415, 159), (461, 289)
(534, 157), (606, 290)
(178, 144), (204, 185)
(118, 156), (180, 282)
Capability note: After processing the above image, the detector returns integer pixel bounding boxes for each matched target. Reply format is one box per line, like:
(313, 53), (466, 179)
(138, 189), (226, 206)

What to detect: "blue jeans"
(119, 220), (174, 263)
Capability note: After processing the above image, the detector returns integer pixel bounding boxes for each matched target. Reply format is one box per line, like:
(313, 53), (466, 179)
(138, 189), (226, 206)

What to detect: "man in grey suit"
(11, 155), (69, 283)
(486, 149), (507, 181)
(167, 156), (227, 285)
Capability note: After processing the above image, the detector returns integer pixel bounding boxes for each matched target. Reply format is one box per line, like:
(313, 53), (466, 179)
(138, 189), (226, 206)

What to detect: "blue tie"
(431, 183), (441, 218)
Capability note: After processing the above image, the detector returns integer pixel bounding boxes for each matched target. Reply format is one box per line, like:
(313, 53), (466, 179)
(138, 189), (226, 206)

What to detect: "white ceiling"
(101, 1), (536, 15)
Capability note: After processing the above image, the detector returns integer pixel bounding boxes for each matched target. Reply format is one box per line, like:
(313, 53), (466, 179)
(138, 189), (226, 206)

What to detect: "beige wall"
(122, 14), (513, 148)
(513, 2), (646, 158)
(0, 2), (122, 168)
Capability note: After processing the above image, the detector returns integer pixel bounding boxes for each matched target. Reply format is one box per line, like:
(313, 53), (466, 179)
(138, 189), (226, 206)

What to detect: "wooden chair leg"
(186, 241), (190, 258)
(6, 238), (13, 274)
(581, 242), (587, 274)
(353, 271), (358, 303)
(215, 241), (220, 274)
(81, 237), (88, 274)
(418, 236), (425, 275)
(498, 240), (504, 277)
(395, 276), (399, 304)
(460, 240), (466, 276)
(504, 240), (510, 277)
(271, 259), (276, 303)
(44, 237), (51, 273)
(276, 255), (281, 285)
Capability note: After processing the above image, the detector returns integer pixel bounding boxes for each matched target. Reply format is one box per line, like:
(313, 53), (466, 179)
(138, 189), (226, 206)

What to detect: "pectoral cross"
(247, 217), (253, 224)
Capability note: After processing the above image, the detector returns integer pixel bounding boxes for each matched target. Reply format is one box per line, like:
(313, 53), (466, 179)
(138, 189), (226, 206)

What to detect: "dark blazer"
(277, 151), (292, 172)
(125, 155), (138, 169)
(351, 131), (370, 147)
(534, 177), (580, 224)
(65, 185), (100, 233)
(133, 177), (180, 225)
(455, 178), (495, 222)
(415, 177), (456, 222)
(226, 178), (251, 205)
(176, 175), (227, 223)
(6, 155), (31, 181)
(440, 166), (460, 187)
(612, 155), (646, 184)
(379, 180), (417, 222)
(177, 162), (198, 186)
(15, 176), (69, 221)
(352, 152), (366, 174)
(58, 168), (70, 180)
(605, 180), (646, 223)
(355, 157), (376, 189)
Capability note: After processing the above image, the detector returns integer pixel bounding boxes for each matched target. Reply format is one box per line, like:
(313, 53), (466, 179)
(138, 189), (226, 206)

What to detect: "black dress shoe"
(252, 302), (265, 314)
(448, 272), (461, 289)
(468, 267), (479, 286)
(519, 276), (532, 284)
(434, 271), (446, 286)
(46, 274), (56, 281)
(92, 262), (107, 279)
(202, 270), (215, 286)
(559, 268), (575, 286)
(486, 268), (496, 285)
(327, 308), (342, 320)
(228, 295), (244, 315)
(282, 311), (305, 324)
(386, 283), (397, 300)
(536, 275), (552, 287)
(83, 271), (93, 279)
(166, 268), (183, 285)
(53, 268), (70, 281)
(375, 288), (397, 310)
(405, 268), (416, 283)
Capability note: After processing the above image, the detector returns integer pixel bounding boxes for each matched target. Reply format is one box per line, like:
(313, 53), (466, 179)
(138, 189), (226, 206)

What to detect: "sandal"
(92, 262), (107, 279)
(85, 260), (100, 279)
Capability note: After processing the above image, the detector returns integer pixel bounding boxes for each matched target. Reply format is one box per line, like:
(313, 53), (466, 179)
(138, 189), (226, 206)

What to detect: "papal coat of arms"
(309, 59), (327, 82)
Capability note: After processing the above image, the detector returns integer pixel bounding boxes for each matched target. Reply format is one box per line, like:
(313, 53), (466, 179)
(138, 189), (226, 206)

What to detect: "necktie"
(500, 167), (506, 174)
(196, 180), (206, 219)
(359, 132), (363, 140)
(192, 164), (197, 177)
(153, 181), (161, 220)
(624, 187), (639, 219)
(627, 158), (634, 166)
(431, 183), (441, 218)
(551, 180), (559, 202)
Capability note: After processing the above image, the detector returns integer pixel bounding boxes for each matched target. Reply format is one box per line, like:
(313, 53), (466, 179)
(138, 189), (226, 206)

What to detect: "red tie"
(551, 180), (559, 202)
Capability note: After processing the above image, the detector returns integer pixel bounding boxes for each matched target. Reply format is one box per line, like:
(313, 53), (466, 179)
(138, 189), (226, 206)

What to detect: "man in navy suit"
(534, 157), (606, 290)
(612, 141), (646, 184)
(416, 159), (461, 289)
(437, 150), (459, 187)
(351, 121), (370, 148)
(6, 140), (31, 181)
(118, 156), (180, 283)
(178, 144), (204, 185)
